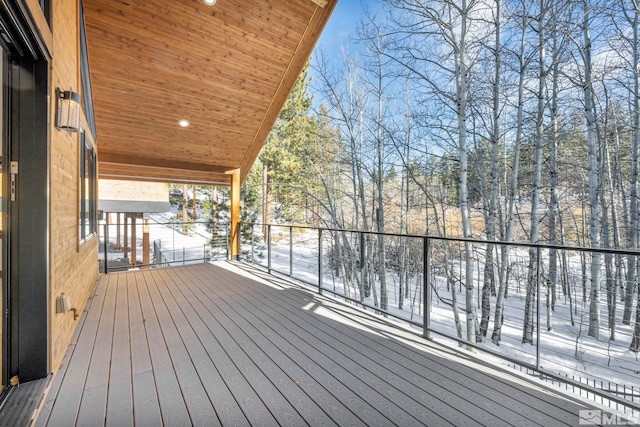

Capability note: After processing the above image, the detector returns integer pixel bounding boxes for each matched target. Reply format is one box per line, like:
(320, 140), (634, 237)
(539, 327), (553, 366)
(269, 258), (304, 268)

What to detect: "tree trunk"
(212, 186), (219, 230)
(492, 3), (527, 345)
(581, 2), (601, 339)
(548, 8), (560, 321)
(523, 0), (546, 344)
(262, 163), (271, 239)
(449, 0), (478, 345)
(182, 184), (189, 235)
(625, 4), (640, 325)
(481, 0), (501, 339)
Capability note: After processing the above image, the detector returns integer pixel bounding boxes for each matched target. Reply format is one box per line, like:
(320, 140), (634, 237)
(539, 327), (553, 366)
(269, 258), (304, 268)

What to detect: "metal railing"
(99, 220), (229, 273)
(240, 222), (640, 416)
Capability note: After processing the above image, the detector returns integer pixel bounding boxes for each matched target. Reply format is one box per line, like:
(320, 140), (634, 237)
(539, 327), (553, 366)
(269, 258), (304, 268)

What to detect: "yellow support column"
(227, 169), (241, 260)
(142, 215), (150, 268)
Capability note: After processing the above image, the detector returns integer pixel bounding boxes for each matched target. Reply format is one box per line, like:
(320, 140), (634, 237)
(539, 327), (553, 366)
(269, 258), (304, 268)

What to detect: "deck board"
(203, 266), (555, 426)
(188, 265), (470, 426)
(105, 272), (134, 427)
(37, 262), (602, 426)
(127, 271), (163, 426)
(163, 266), (340, 427)
(135, 270), (192, 426)
(36, 271), (112, 427)
(188, 266), (465, 426)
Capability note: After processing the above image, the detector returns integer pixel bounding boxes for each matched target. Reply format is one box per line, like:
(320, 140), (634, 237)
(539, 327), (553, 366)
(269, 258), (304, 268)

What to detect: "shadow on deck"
(35, 262), (600, 426)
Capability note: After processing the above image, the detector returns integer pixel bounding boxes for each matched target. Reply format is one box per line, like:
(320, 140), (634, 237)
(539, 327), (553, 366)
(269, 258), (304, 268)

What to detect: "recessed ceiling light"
(178, 119), (190, 127)
(203, 0), (216, 5)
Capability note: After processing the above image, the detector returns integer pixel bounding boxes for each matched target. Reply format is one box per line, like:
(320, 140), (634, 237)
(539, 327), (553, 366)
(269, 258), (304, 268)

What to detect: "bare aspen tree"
(523, 0), (549, 344)
(574, 0), (602, 339)
(492, 0), (531, 344)
(480, 0), (502, 338)
(367, 30), (390, 312)
(182, 184), (189, 235)
(620, 0), (640, 327)
(313, 49), (371, 301)
(601, 85), (621, 341)
(385, 0), (482, 343)
(547, 0), (564, 327)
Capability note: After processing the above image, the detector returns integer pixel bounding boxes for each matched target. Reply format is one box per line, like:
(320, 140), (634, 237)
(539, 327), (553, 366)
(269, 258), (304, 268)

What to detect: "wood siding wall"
(99, 180), (169, 202)
(47, 0), (99, 373)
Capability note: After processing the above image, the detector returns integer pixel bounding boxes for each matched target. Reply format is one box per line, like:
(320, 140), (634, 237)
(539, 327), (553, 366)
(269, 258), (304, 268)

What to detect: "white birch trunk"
(624, 4), (640, 326)
(492, 3), (527, 345)
(481, 0), (501, 338)
(454, 0), (478, 344)
(523, 0), (547, 344)
(581, 1), (601, 339)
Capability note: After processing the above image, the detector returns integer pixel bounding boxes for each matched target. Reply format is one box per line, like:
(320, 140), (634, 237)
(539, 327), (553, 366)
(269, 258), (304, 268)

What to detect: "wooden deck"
(35, 262), (598, 426)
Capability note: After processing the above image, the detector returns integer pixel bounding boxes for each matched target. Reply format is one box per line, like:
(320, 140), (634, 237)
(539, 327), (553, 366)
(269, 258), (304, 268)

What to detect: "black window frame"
(79, 130), (97, 242)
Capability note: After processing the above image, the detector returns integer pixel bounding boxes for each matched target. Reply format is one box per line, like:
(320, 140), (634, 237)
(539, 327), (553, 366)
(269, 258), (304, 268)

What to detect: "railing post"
(103, 223), (109, 274)
(423, 237), (431, 338)
(536, 246), (541, 371)
(267, 224), (272, 274)
(318, 228), (323, 294)
(172, 221), (176, 262)
(289, 226), (293, 276)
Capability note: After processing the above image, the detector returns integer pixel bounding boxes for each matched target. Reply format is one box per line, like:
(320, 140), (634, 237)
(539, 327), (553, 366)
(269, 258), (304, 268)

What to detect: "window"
(79, 131), (96, 241)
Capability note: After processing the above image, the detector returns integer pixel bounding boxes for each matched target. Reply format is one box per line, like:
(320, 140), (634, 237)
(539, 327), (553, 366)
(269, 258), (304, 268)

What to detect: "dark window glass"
(80, 131), (96, 241)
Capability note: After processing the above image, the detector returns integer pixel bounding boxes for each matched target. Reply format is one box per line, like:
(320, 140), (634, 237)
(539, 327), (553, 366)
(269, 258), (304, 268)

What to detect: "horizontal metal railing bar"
(105, 257), (213, 272)
(248, 222), (640, 257)
(101, 221), (228, 274)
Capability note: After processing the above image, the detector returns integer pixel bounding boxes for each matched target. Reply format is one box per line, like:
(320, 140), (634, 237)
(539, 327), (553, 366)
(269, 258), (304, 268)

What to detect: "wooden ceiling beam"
(99, 162), (231, 186)
(98, 152), (236, 174)
(309, 0), (328, 7)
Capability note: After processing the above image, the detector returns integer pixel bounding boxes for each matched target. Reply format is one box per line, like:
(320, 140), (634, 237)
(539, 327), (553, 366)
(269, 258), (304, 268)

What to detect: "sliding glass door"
(0, 47), (6, 393)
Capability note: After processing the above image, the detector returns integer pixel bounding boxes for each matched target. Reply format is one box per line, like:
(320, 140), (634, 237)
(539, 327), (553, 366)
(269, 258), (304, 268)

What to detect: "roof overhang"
(84, 0), (337, 186)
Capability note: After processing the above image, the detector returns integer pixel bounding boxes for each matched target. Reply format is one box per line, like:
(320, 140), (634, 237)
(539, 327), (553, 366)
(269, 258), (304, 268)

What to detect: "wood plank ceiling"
(83, 0), (337, 185)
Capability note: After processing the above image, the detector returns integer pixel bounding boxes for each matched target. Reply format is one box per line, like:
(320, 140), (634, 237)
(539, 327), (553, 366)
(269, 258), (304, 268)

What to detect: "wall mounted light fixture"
(55, 87), (81, 132)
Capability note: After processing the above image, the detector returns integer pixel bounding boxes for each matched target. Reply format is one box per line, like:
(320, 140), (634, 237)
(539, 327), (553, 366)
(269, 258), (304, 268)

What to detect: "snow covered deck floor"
(36, 262), (598, 426)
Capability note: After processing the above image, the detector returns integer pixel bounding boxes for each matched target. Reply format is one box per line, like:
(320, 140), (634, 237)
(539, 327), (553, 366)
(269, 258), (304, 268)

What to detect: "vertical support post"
(103, 223), (109, 274)
(318, 228), (323, 294)
(123, 214), (129, 260)
(289, 226), (293, 276)
(116, 212), (121, 249)
(131, 214), (137, 266)
(142, 214), (150, 268)
(227, 168), (241, 260)
(267, 225), (272, 274)
(536, 245), (541, 370)
(423, 237), (431, 338)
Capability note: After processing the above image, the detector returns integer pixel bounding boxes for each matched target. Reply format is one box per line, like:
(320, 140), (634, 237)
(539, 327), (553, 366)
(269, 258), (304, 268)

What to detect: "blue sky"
(315, 0), (382, 58)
